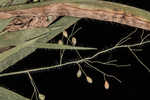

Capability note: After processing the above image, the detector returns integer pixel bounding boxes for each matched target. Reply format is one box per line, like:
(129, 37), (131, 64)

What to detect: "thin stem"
(27, 72), (39, 100)
(77, 63), (87, 76)
(0, 59), (86, 77)
(141, 34), (150, 44)
(87, 40), (150, 61)
(0, 29), (150, 77)
(87, 60), (131, 67)
(128, 47), (150, 72)
(85, 61), (122, 83)
(72, 45), (122, 83)
(59, 23), (81, 64)
(140, 30), (145, 41)
(59, 35), (64, 64)
(115, 28), (137, 46)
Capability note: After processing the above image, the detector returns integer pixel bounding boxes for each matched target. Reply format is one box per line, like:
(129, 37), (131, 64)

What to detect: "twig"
(87, 60), (131, 68)
(66, 36), (122, 83)
(115, 28), (137, 46)
(59, 24), (82, 64)
(128, 47), (150, 72)
(27, 72), (39, 100)
(84, 62), (122, 83)
(140, 34), (150, 44)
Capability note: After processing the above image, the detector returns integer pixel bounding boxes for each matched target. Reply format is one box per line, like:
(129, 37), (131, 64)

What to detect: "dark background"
(0, 0), (150, 99)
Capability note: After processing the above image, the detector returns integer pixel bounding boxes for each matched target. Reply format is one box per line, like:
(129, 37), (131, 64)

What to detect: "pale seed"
(72, 37), (77, 45)
(39, 93), (45, 100)
(76, 69), (82, 78)
(86, 76), (93, 84)
(33, 0), (39, 2)
(104, 80), (109, 90)
(58, 40), (63, 45)
(63, 31), (68, 38)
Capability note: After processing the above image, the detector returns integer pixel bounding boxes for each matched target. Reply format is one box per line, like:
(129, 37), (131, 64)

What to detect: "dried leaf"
(0, 17), (14, 32)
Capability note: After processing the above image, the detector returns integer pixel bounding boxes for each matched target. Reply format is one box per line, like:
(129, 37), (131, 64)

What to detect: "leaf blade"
(0, 16), (80, 72)
(0, 37), (39, 72)
(0, 28), (49, 48)
(0, 87), (29, 100)
(30, 43), (97, 50)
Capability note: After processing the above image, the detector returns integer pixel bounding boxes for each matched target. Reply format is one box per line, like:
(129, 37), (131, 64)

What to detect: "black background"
(0, 0), (150, 99)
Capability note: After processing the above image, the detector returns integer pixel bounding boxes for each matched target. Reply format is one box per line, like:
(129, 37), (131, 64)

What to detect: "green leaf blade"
(0, 87), (29, 100)
(0, 37), (39, 72)
(30, 43), (97, 50)
(0, 28), (49, 48)
(0, 16), (80, 72)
